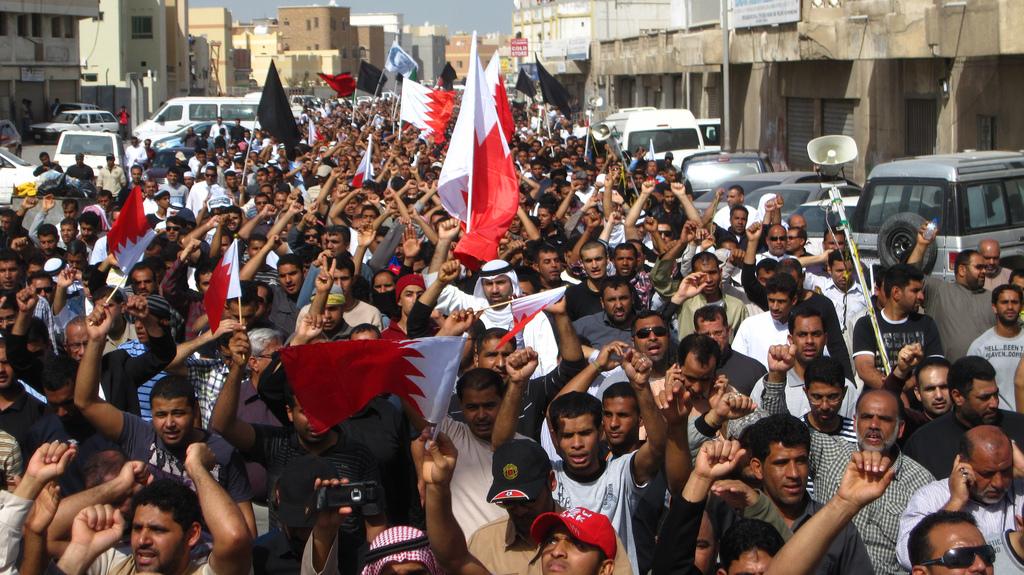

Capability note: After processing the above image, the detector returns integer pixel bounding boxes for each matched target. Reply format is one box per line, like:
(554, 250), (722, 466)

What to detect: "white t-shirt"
(438, 417), (509, 540)
(967, 328), (1024, 410)
(553, 453), (645, 575)
(732, 311), (790, 368)
(712, 204), (754, 230)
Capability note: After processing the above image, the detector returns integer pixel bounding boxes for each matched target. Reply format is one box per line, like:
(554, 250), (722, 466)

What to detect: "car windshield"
(685, 160), (764, 191)
(627, 129), (701, 153)
(796, 203), (858, 235)
(153, 151), (180, 169)
(58, 134), (114, 156)
(0, 149), (29, 167)
(53, 113), (78, 124)
(746, 189), (813, 216)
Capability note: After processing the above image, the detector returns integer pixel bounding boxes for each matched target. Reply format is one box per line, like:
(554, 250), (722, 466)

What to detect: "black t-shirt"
(852, 310), (944, 373)
(565, 281), (603, 322)
(65, 164), (95, 181)
(904, 410), (1024, 478)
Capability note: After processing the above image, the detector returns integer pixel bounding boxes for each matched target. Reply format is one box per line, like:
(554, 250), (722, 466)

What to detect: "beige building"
(447, 33), (501, 77)
(0, 0), (98, 126)
(587, 0), (1024, 181)
(357, 25), (385, 69)
(188, 7), (235, 96)
(79, 0), (190, 116)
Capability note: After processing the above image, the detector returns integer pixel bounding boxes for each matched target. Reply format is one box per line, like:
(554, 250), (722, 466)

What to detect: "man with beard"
(573, 278), (636, 349)
(967, 285), (1024, 410)
(761, 386), (935, 574)
(897, 425), (1024, 571)
(909, 234), (995, 359)
(693, 305), (765, 395)
(881, 345), (952, 438)
(529, 243), (565, 290)
(979, 238), (1012, 290)
(905, 356), (1024, 479)
(424, 232), (559, 375)
(740, 414), (873, 574)
(798, 357), (858, 444)
(657, 253), (748, 341)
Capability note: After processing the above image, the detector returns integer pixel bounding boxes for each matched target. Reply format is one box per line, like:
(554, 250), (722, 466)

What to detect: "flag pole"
(103, 274), (128, 306)
(238, 295), (242, 325)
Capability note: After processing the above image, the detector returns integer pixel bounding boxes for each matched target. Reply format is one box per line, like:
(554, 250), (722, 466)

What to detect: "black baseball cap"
(487, 439), (552, 504)
(276, 455), (337, 528)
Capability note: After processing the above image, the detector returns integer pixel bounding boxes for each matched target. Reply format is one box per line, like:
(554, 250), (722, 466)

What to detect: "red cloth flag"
(399, 76), (455, 143)
(279, 337), (464, 433)
(203, 239), (241, 334)
(485, 52), (514, 144)
(318, 72), (356, 97)
(352, 134), (374, 188)
(106, 186), (156, 274)
(496, 286), (566, 349)
(437, 32), (519, 270)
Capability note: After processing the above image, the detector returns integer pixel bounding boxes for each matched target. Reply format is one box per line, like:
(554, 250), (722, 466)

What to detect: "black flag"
(439, 62), (457, 91)
(257, 61), (300, 152)
(535, 57), (572, 119)
(515, 68), (536, 99)
(357, 60), (386, 95)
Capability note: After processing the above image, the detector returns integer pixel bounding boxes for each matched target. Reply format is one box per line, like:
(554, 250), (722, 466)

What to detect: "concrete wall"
(189, 7), (235, 95)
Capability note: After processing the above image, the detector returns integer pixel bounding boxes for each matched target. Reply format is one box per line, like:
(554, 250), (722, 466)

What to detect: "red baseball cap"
(530, 507), (616, 560)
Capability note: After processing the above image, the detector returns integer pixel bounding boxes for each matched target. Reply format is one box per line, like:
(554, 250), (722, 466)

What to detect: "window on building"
(17, 14), (28, 36)
(977, 115), (995, 151)
(306, 19), (310, 31)
(314, 17), (319, 28)
(31, 13), (42, 37)
(50, 16), (61, 38)
(63, 16), (73, 38)
(0, 13), (7, 36)
(341, 47), (346, 58)
(905, 98), (937, 156)
(314, 43), (319, 50)
(331, 17), (336, 30)
(131, 15), (153, 39)
(458, 61), (463, 69)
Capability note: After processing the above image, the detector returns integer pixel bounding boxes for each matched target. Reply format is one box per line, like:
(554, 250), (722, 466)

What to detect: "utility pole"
(720, 0), (730, 151)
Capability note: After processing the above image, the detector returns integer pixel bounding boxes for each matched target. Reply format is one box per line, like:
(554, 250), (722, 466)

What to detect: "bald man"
(897, 425), (1024, 570)
(980, 239), (1012, 290)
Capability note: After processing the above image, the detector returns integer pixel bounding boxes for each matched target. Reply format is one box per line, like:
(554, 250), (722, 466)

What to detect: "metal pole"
(720, 0), (730, 152)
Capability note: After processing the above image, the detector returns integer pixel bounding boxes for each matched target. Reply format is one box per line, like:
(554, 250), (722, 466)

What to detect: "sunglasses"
(919, 545), (995, 568)
(768, 235), (787, 241)
(166, 225), (181, 232)
(634, 326), (669, 339)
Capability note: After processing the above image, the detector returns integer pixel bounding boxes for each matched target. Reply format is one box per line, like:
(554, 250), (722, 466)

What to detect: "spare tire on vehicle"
(877, 212), (937, 273)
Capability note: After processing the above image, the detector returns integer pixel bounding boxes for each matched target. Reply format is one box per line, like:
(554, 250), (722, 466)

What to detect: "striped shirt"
(117, 340), (167, 421)
(0, 430), (22, 489)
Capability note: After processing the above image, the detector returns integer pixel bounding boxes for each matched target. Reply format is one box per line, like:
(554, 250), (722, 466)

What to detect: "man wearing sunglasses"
(908, 511), (994, 573)
(897, 425), (1024, 570)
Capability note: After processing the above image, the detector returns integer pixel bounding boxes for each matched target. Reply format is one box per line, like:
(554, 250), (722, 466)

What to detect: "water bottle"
(923, 218), (939, 241)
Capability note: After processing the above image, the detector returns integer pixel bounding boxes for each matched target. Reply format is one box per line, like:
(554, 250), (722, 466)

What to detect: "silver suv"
(850, 151), (1024, 280)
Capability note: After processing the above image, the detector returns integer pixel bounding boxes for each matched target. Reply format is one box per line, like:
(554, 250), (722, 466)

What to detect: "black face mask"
(371, 289), (400, 320)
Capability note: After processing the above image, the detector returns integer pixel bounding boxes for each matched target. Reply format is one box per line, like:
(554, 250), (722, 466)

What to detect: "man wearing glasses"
(185, 166), (219, 215)
(909, 511), (995, 573)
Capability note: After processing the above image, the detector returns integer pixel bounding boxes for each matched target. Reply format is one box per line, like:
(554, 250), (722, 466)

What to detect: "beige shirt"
(98, 165), (126, 193)
(985, 267), (1013, 291)
(343, 299), (383, 331)
(468, 514), (634, 575)
(439, 417), (509, 539)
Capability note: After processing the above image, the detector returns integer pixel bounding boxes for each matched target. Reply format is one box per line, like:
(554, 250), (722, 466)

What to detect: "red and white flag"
(279, 337), (464, 433)
(400, 77), (455, 143)
(484, 52), (514, 144)
(497, 286), (567, 348)
(106, 186), (156, 274)
(352, 134), (374, 188)
(203, 238), (241, 334)
(437, 32), (519, 269)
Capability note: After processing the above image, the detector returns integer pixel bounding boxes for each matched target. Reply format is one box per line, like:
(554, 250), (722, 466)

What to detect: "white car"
(0, 149), (32, 204)
(53, 131), (126, 172)
(30, 109), (118, 142)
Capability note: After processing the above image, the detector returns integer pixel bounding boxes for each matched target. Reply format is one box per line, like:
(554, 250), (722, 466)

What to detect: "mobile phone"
(314, 481), (380, 510)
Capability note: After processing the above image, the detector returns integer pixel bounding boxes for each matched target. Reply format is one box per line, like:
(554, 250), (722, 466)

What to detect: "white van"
(620, 109), (706, 167)
(134, 96), (260, 141)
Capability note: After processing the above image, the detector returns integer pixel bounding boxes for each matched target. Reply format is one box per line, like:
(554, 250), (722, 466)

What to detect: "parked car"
(134, 96), (259, 141)
(692, 171), (842, 212)
(0, 148), (34, 203)
(51, 102), (99, 116)
(31, 110), (119, 142)
(682, 151), (772, 196)
(849, 151), (1024, 280)
(146, 147), (194, 185)
(791, 196), (860, 254)
(151, 121), (217, 150)
(746, 182), (860, 221)
(0, 120), (22, 156)
(696, 118), (721, 151)
(53, 131), (126, 172)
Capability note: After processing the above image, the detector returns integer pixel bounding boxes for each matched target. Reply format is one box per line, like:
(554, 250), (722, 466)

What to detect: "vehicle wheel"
(878, 212), (937, 272)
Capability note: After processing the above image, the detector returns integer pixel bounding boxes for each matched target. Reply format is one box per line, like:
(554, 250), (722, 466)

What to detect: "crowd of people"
(3, 93), (1024, 575)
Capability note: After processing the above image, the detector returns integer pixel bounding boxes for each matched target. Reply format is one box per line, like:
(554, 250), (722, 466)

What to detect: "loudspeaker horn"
(807, 135), (858, 176)
(591, 123), (612, 142)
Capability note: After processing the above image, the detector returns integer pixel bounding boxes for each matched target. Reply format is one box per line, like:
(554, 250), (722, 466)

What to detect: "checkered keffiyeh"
(361, 526), (444, 575)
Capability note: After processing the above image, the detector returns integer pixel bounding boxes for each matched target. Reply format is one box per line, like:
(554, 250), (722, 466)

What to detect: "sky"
(190, 0), (512, 34)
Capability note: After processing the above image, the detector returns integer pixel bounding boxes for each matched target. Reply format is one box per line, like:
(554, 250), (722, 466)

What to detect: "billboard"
(731, 0), (800, 28)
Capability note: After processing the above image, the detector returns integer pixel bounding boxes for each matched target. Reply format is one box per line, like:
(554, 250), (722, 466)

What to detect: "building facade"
(0, 0), (99, 128)
(356, 25), (385, 69)
(188, 7), (234, 96)
(405, 24), (448, 84)
(587, 0), (1024, 181)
